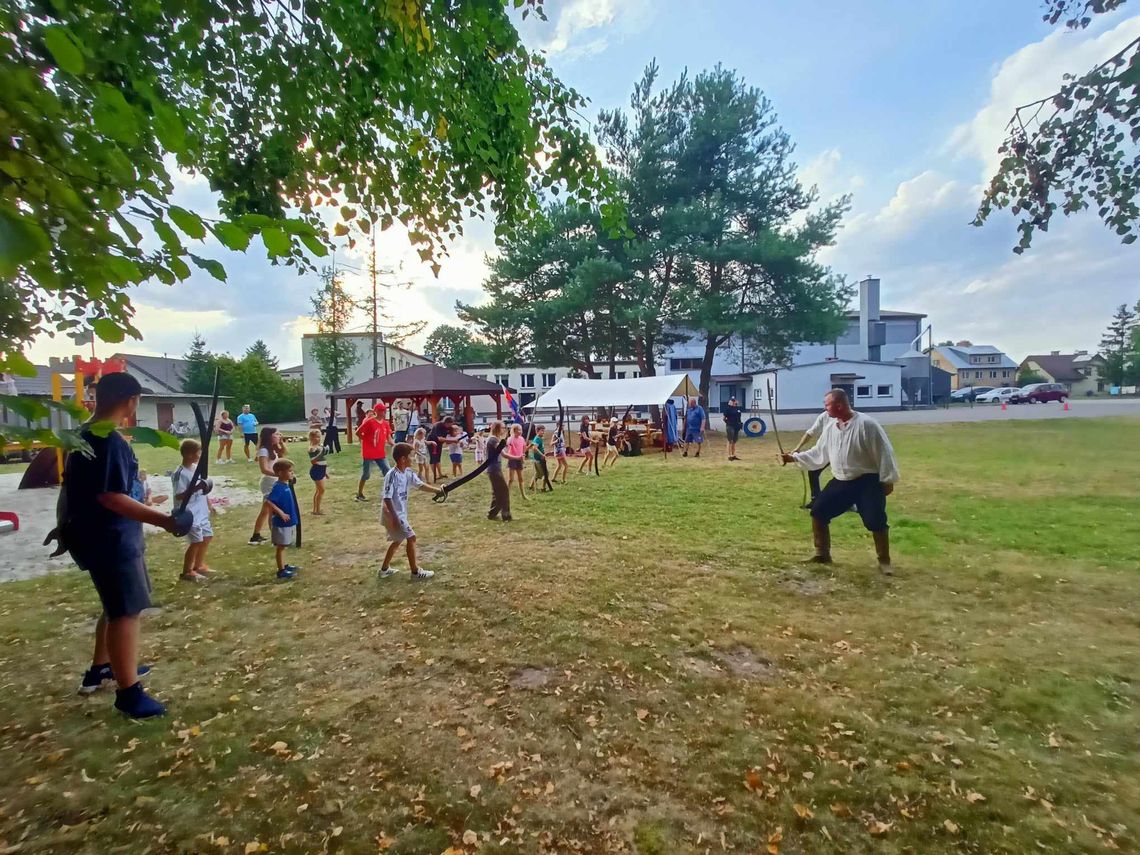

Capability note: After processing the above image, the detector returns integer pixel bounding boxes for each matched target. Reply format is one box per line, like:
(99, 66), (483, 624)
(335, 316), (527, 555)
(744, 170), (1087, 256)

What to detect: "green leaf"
(45, 398), (91, 420)
(105, 255), (143, 285)
(300, 233), (329, 257)
(0, 424), (57, 448)
(0, 207), (51, 276)
(87, 420), (118, 438)
(0, 394), (50, 421)
(212, 221), (251, 251)
(153, 218), (183, 253)
(169, 206), (207, 240)
(190, 254), (227, 281)
(114, 212), (144, 246)
(0, 350), (36, 377)
(91, 318), (127, 344)
(261, 227), (292, 257)
(169, 256), (192, 280)
(151, 102), (188, 154)
(42, 25), (85, 76)
(128, 426), (180, 450)
(92, 84), (140, 146)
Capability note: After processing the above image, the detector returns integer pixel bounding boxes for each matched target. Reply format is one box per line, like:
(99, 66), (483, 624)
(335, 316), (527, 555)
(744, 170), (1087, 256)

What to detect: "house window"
(520, 374), (535, 388)
(633, 371), (640, 378)
(877, 384), (892, 397)
(856, 385), (871, 398)
(990, 370), (997, 379)
(495, 373), (509, 386)
(542, 373), (556, 387)
(616, 372), (626, 379)
(669, 358), (701, 371)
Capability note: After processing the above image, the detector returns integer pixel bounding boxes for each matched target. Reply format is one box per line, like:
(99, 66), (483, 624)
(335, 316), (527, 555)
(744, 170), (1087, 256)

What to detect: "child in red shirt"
(355, 404), (393, 502)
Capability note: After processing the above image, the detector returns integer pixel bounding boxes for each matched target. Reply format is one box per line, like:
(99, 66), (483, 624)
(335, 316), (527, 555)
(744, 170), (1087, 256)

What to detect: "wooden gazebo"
(329, 364), (506, 443)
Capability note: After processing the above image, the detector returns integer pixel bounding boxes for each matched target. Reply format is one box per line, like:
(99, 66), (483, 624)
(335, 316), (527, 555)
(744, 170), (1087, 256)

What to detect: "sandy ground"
(0, 472), (259, 584)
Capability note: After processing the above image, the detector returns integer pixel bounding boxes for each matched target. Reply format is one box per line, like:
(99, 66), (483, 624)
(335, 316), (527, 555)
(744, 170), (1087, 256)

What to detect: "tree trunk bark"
(699, 334), (718, 405)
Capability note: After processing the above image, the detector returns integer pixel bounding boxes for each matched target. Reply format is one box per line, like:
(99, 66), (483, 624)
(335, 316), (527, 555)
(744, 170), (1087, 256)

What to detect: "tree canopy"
(243, 340), (279, 371)
(461, 62), (850, 397)
(974, 0), (1140, 251)
(0, 0), (614, 378)
(309, 267), (361, 393)
(1100, 300), (1139, 386)
(423, 324), (494, 368)
(182, 335), (301, 423)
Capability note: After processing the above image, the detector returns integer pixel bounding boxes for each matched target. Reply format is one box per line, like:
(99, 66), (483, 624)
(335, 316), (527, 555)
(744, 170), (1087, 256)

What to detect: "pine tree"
(310, 267), (361, 392)
(182, 332), (217, 394)
(244, 339), (279, 370)
(1100, 303), (1137, 388)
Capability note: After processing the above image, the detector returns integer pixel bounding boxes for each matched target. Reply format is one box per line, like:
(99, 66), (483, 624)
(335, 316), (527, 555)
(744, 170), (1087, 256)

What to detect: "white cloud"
(947, 13), (1140, 180)
(531, 0), (651, 60)
(799, 148), (865, 202)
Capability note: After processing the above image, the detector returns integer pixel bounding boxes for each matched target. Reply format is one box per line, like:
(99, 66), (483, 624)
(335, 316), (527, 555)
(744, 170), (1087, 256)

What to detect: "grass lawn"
(1, 417), (1138, 854)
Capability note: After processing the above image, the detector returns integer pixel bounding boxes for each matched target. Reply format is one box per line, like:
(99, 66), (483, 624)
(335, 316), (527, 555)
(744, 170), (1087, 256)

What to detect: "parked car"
(975, 387), (1020, 404)
(950, 385), (994, 402)
(1011, 382), (1068, 404)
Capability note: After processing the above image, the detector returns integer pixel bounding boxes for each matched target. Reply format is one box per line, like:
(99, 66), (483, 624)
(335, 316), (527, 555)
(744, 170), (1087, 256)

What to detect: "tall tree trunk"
(699, 334), (718, 405)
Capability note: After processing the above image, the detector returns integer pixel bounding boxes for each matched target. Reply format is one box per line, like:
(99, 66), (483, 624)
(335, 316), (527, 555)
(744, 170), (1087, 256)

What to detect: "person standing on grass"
(527, 424), (553, 492)
(552, 422), (569, 484)
(577, 414), (595, 475)
(308, 429), (329, 515)
(393, 402), (411, 443)
(603, 417), (622, 468)
(504, 422), (529, 501)
(323, 407), (341, 454)
(485, 420), (512, 522)
(308, 408), (323, 430)
(378, 442), (444, 580)
(263, 459), (301, 580)
(65, 372), (177, 718)
(791, 408), (835, 508)
(215, 410), (234, 464)
(683, 396), (707, 458)
(723, 396), (743, 461)
(248, 426), (281, 545)
(445, 422), (467, 477)
(781, 388), (900, 575)
(172, 439), (214, 582)
(427, 415), (454, 483)
(235, 404), (258, 462)
(355, 404), (392, 502)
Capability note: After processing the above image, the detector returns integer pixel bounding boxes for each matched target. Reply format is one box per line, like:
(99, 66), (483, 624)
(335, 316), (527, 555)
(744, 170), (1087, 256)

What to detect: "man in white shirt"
(791, 409), (834, 508)
(781, 388), (900, 574)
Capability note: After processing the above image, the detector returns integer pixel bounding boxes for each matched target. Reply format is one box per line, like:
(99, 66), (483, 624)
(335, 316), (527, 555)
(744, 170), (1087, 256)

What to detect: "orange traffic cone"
(1001, 401), (1007, 411)
(1063, 401), (1070, 411)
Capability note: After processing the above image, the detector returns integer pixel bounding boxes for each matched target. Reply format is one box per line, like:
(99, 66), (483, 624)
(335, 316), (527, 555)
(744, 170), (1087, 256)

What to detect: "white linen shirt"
(791, 411), (900, 484)
(804, 410), (833, 440)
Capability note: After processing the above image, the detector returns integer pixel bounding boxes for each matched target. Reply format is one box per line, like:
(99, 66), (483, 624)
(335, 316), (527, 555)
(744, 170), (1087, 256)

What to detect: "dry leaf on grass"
(469, 784), (482, 798)
(462, 829), (478, 845)
(636, 708), (649, 722)
(830, 803), (852, 819)
(965, 791), (986, 804)
(793, 803), (814, 820)
(745, 769), (763, 791)
(943, 819), (960, 834)
(866, 820), (892, 837)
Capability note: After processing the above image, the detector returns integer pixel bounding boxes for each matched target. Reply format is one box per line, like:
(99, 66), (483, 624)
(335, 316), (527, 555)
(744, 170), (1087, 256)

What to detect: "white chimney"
(859, 277), (881, 360)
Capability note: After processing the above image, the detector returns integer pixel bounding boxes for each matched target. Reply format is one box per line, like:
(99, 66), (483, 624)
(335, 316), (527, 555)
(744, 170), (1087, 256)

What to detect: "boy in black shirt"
(64, 373), (178, 718)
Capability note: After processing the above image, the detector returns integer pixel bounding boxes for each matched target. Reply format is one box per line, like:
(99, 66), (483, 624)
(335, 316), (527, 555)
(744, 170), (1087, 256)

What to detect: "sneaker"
(248, 533), (266, 546)
(283, 564), (300, 573)
(179, 571), (207, 583)
(410, 568), (435, 581)
(114, 683), (166, 719)
(276, 567), (297, 581)
(378, 567), (396, 579)
(354, 494), (369, 502)
(78, 663), (152, 695)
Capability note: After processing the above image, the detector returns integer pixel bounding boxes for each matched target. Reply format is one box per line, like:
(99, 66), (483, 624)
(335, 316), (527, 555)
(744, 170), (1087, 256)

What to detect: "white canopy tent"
(527, 374), (699, 410)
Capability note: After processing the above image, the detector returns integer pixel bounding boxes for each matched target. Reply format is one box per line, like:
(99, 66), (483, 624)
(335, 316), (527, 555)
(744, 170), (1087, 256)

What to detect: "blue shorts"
(450, 453), (463, 464)
(75, 554), (153, 620)
(684, 429), (704, 443)
(360, 458), (389, 479)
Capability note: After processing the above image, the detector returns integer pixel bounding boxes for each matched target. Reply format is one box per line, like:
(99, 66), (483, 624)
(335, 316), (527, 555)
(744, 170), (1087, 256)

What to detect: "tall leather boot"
(872, 530), (891, 576)
(810, 518), (832, 564)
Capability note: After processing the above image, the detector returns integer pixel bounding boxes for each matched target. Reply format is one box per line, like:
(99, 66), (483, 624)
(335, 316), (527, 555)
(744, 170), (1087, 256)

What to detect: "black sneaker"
(114, 683), (166, 719)
(248, 533), (266, 545)
(78, 663), (152, 695)
(276, 567), (297, 581)
(354, 494), (369, 502)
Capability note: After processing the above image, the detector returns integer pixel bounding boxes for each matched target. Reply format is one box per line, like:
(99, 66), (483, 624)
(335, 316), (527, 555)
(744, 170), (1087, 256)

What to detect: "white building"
(753, 360), (903, 413)
(278, 364), (304, 382)
(301, 333), (433, 415)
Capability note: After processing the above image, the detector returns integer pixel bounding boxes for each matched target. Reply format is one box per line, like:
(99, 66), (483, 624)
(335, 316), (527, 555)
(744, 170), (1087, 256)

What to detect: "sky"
(26, 1), (1140, 368)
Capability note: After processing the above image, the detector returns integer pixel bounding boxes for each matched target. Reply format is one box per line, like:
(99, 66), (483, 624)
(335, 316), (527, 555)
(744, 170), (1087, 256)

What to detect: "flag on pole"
(502, 385), (523, 424)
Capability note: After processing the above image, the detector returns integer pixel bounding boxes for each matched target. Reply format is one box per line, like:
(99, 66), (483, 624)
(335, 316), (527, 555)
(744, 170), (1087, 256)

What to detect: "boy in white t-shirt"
(172, 439), (214, 582)
(378, 442), (443, 581)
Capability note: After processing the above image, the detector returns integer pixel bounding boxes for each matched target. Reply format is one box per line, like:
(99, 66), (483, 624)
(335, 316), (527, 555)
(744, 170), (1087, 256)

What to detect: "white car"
(975, 386), (1019, 404)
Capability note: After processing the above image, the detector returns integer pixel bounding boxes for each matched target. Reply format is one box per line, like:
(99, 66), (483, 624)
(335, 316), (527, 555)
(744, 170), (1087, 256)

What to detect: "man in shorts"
(722, 396), (743, 461)
(64, 372), (179, 718)
(235, 404), (258, 462)
(682, 396), (707, 458)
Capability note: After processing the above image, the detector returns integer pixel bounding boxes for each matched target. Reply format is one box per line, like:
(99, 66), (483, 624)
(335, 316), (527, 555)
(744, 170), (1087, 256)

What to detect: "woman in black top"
(215, 411), (234, 464)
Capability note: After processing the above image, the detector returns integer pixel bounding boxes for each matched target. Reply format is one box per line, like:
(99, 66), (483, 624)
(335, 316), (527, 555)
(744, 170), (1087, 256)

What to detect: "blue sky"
(27, 1), (1140, 367)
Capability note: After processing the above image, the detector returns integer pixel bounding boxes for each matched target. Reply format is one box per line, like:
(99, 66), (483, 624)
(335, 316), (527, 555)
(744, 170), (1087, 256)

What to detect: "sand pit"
(0, 472), (259, 583)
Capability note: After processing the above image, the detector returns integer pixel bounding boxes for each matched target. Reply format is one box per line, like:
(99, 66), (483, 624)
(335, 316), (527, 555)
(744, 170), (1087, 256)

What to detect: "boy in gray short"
(263, 459), (300, 580)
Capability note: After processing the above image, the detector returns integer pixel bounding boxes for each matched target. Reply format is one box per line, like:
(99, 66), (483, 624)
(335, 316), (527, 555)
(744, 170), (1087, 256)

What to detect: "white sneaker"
(378, 567), (396, 579)
(410, 568), (434, 581)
